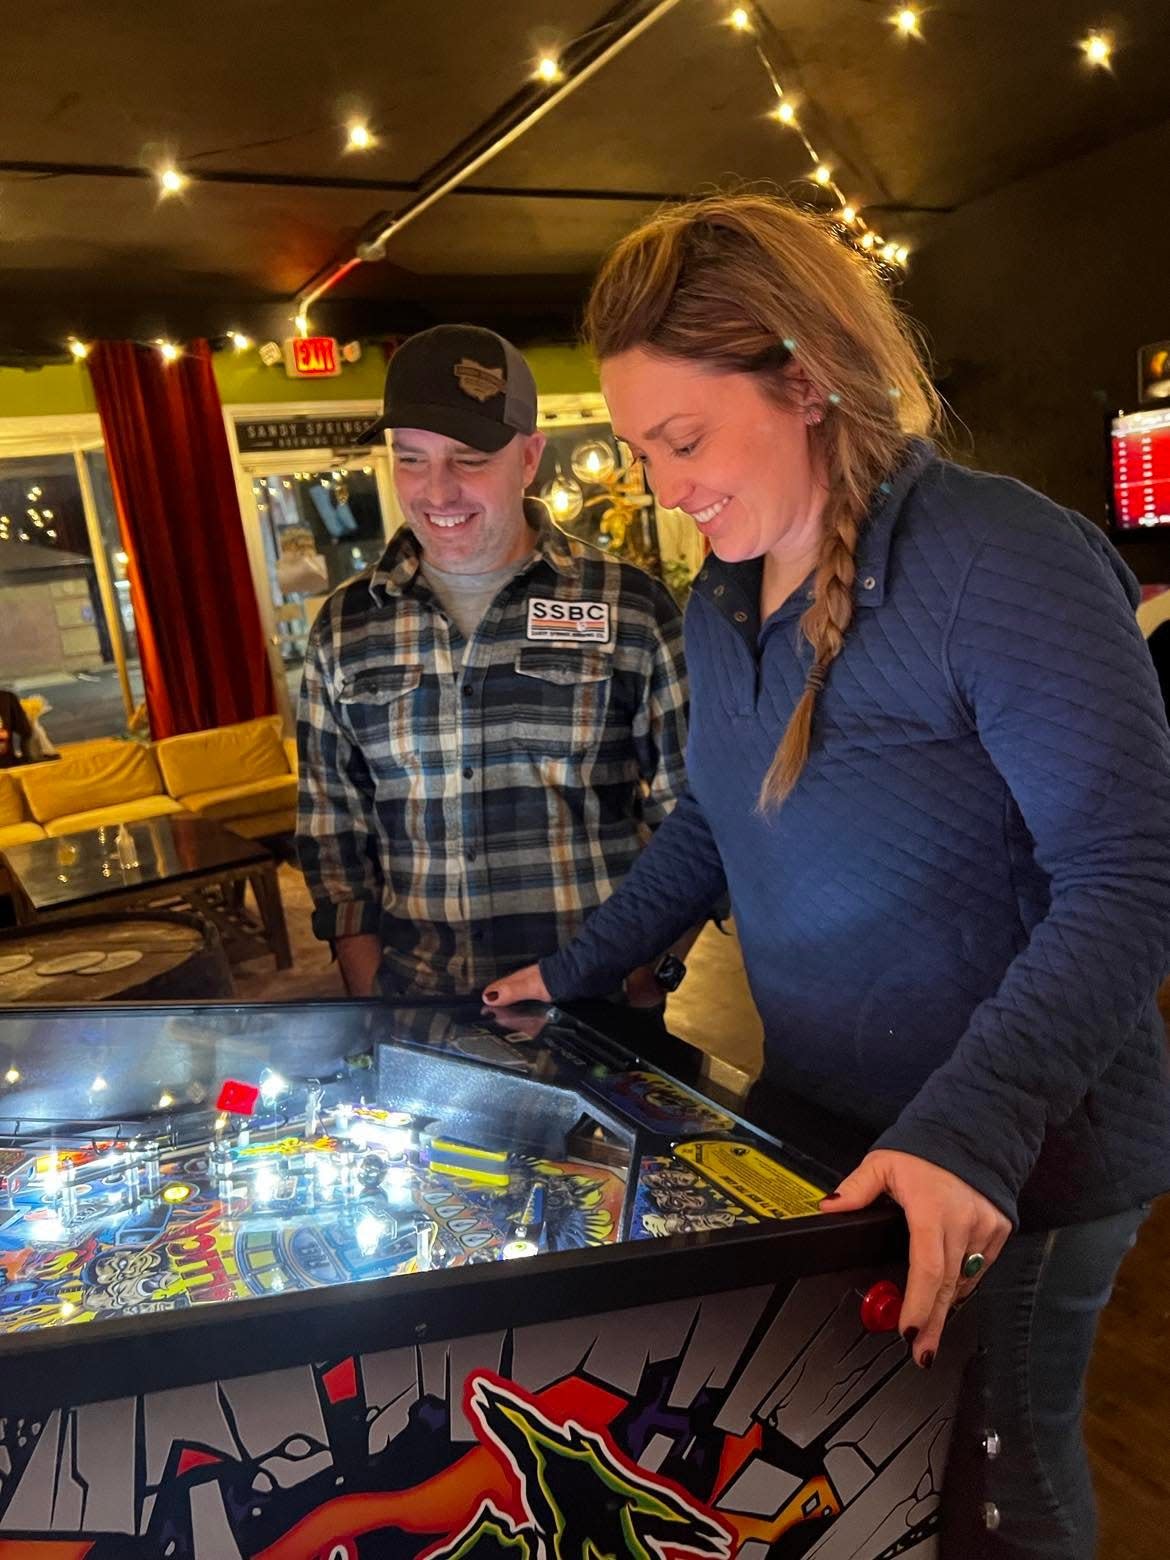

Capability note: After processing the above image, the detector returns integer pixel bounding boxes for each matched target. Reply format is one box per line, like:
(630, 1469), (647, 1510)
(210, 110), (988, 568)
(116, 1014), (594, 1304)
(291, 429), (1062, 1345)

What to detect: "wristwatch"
(653, 954), (687, 992)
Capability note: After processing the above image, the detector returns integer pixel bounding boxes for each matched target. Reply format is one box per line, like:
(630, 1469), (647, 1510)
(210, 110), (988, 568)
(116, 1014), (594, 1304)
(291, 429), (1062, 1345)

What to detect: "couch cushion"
(176, 774), (297, 823)
(0, 820), (47, 848)
(45, 795), (183, 837)
(156, 718), (288, 799)
(220, 808), (296, 840)
(0, 771), (29, 828)
(20, 743), (165, 825)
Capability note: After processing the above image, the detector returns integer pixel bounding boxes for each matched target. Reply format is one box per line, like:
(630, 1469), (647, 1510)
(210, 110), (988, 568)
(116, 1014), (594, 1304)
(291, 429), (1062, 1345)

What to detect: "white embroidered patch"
(525, 597), (612, 644)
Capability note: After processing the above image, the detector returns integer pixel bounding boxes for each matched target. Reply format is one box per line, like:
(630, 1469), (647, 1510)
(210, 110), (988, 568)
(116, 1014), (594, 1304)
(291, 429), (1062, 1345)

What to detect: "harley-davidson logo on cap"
(454, 358), (506, 402)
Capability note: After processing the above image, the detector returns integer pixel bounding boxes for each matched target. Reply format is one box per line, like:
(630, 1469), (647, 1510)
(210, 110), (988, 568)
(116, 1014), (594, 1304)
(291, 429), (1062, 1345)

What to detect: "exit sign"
(283, 336), (342, 378)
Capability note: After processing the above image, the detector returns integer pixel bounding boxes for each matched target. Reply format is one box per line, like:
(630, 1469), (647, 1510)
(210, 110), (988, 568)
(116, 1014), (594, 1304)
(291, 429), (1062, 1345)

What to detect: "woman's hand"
(821, 1149), (1011, 1367)
(483, 965), (551, 1007)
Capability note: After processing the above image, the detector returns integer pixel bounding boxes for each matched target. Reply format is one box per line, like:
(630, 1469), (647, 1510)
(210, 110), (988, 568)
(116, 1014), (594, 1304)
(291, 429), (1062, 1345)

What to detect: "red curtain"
(88, 340), (274, 738)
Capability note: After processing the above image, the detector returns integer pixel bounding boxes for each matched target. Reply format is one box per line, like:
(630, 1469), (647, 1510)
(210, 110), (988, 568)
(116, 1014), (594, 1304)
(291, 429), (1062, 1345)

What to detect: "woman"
(485, 195), (1170, 1556)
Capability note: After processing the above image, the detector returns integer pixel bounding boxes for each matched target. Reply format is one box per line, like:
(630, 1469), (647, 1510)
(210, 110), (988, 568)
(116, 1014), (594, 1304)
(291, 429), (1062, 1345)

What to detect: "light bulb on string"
(294, 312), (311, 338)
(841, 205), (857, 225)
(535, 55), (562, 83)
(157, 340), (180, 363)
(880, 242), (899, 262)
(157, 166), (187, 196)
(895, 245), (910, 266)
(860, 231), (876, 251)
(229, 331), (252, 351)
(891, 7), (921, 38)
(728, 7), (752, 32)
(68, 337), (89, 360)
(813, 164), (833, 186)
(1080, 30), (1113, 69)
(773, 99), (796, 126)
(345, 122), (374, 151)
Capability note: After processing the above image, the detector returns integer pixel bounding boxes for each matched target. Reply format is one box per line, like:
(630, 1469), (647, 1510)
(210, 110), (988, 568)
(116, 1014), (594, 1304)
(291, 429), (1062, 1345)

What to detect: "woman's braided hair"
(583, 193), (941, 808)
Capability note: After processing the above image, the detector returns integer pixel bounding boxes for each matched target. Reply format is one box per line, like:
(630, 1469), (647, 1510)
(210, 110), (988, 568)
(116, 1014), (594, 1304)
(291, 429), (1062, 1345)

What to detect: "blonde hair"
(583, 193), (941, 808)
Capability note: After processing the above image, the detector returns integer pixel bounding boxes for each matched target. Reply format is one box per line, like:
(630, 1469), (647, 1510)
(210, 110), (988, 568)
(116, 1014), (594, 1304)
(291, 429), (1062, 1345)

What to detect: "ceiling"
(3, 0), (1169, 358)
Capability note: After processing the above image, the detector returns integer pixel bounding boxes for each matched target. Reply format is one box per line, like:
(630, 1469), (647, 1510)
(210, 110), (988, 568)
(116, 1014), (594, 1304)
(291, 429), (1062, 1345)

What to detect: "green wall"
(0, 340), (598, 420)
(0, 364), (99, 417)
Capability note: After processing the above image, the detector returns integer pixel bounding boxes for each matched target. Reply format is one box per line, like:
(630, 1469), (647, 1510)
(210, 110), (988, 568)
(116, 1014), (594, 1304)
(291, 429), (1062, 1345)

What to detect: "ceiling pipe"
(293, 0), (684, 320)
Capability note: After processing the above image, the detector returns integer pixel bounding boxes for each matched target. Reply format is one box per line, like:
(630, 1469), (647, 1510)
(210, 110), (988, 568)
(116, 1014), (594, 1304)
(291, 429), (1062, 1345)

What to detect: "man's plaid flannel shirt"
(297, 509), (688, 996)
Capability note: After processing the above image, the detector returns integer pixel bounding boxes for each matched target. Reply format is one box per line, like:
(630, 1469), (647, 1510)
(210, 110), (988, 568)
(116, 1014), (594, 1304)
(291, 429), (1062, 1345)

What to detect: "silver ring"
(961, 1252), (986, 1280)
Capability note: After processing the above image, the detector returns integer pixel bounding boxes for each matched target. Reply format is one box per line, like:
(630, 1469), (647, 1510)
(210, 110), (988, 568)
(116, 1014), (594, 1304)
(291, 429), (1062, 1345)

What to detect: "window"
(0, 451), (141, 747)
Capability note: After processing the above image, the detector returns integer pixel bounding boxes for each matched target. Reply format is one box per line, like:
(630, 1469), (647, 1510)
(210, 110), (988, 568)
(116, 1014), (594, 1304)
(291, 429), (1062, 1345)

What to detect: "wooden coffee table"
(0, 813), (292, 970)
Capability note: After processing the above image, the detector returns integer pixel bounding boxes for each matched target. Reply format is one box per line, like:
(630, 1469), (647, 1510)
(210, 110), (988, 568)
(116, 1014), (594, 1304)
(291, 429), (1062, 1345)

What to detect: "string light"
(728, 6), (752, 31)
(1080, 30), (1113, 69)
(157, 166), (187, 196)
(294, 312), (310, 337)
(157, 339), (180, 362)
(729, 0), (910, 270)
(345, 122), (374, 151)
(535, 55), (563, 83)
(228, 330), (252, 350)
(892, 7), (921, 38)
(68, 337), (89, 360)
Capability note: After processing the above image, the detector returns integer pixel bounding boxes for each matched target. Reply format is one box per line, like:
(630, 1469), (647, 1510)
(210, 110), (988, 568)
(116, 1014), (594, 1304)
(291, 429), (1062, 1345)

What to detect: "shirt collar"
(851, 436), (934, 608)
(692, 436), (935, 626)
(369, 497), (579, 601)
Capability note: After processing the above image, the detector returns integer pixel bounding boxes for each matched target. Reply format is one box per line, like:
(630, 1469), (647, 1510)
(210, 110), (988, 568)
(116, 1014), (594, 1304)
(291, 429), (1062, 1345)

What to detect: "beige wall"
(0, 575), (103, 677)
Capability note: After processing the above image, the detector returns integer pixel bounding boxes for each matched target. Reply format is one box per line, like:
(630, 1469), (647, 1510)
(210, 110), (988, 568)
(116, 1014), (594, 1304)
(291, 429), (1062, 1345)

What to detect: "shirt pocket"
(510, 647), (612, 758)
(337, 665), (424, 775)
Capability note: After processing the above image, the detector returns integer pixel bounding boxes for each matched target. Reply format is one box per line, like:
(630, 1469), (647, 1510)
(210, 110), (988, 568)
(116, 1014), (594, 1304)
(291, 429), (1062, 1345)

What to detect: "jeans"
(945, 1204), (1149, 1558)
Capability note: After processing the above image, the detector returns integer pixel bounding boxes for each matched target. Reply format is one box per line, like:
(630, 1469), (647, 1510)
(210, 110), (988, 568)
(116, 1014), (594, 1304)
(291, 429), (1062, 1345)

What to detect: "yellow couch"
(19, 742), (183, 838)
(154, 717), (297, 840)
(0, 771), (45, 894)
(0, 721), (297, 900)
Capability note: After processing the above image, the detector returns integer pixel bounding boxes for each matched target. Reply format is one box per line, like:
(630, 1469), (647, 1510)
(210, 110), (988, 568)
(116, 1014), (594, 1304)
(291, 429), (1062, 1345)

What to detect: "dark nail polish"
(902, 1326), (919, 1346)
(920, 1350), (935, 1371)
(485, 989), (499, 1001)
(821, 1192), (841, 1201)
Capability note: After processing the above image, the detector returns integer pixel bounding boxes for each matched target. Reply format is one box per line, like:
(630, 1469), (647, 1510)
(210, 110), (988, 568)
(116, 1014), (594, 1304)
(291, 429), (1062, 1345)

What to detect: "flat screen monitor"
(1109, 406), (1170, 531)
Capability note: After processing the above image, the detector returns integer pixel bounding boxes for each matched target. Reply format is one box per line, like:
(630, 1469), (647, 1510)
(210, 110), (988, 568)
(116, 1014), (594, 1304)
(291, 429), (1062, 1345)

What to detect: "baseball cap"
(357, 324), (538, 451)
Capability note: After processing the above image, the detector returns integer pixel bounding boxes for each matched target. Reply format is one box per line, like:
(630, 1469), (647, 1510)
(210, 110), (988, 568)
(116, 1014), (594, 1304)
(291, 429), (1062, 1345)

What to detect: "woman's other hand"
(821, 1149), (1012, 1368)
(483, 965), (552, 1007)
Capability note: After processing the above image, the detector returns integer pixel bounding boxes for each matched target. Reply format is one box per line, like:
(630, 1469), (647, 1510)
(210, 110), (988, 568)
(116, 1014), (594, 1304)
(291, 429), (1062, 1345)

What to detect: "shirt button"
(713, 585), (725, 598)
(699, 568), (709, 581)
(862, 576), (876, 591)
(465, 848), (477, 863)
(462, 685), (474, 699)
(462, 766), (473, 779)
(733, 610), (748, 623)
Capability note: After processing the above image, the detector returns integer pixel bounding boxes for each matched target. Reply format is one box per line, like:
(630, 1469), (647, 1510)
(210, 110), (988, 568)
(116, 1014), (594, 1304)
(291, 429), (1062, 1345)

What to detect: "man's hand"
(335, 933), (382, 998)
(483, 965), (551, 1007)
(821, 1149), (1011, 1368)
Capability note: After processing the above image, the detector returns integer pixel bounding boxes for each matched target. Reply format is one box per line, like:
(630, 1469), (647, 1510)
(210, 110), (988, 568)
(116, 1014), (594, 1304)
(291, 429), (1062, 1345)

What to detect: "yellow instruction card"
(674, 1139), (826, 1220)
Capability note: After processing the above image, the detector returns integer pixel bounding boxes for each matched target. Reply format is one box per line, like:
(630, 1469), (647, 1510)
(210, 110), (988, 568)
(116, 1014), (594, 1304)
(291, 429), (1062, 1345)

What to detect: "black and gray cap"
(360, 324), (538, 452)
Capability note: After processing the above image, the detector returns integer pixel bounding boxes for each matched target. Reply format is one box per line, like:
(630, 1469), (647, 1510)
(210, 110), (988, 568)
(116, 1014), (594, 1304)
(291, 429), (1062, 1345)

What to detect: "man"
(297, 324), (688, 999)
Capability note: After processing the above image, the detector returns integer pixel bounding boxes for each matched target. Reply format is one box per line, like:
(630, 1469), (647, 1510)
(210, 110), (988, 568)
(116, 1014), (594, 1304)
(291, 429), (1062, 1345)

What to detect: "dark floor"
(1086, 1195), (1170, 1559)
